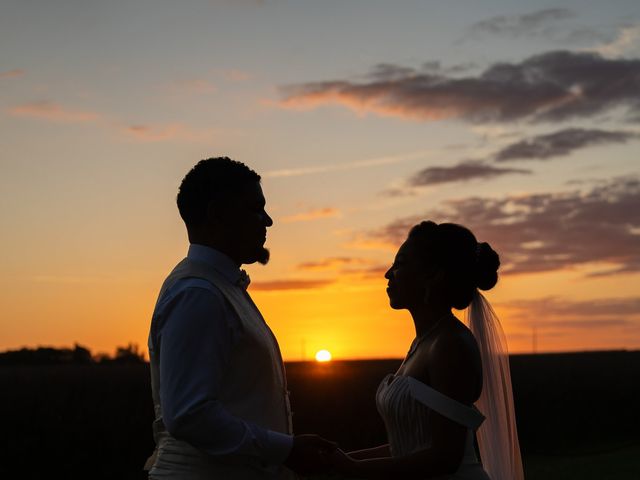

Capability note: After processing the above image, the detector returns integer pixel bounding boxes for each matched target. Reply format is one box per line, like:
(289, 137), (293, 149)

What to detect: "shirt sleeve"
(154, 279), (293, 465)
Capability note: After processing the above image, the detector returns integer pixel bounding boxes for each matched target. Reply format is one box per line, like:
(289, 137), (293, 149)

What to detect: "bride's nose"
(384, 267), (392, 279)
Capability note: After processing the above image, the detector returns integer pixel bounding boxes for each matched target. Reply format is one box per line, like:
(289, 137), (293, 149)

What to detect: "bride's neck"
(410, 303), (451, 338)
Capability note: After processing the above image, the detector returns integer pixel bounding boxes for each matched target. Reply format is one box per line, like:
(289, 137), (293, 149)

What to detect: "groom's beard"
(256, 247), (270, 265)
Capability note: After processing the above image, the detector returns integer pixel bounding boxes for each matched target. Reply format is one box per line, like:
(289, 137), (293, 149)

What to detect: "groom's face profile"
(214, 181), (273, 265)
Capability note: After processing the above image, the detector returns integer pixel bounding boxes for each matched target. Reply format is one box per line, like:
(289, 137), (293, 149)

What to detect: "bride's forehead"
(397, 238), (421, 257)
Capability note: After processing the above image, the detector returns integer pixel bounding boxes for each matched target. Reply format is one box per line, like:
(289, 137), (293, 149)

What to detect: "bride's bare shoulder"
(427, 319), (483, 404)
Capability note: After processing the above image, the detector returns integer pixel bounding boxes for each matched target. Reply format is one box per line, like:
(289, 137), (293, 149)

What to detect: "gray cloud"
(367, 63), (419, 81)
(563, 26), (610, 45)
(494, 128), (640, 162)
(366, 62), (478, 82)
(469, 9), (576, 38)
(280, 50), (640, 124)
(407, 161), (530, 186)
(465, 9), (616, 49)
(391, 128), (636, 193)
(369, 176), (640, 275)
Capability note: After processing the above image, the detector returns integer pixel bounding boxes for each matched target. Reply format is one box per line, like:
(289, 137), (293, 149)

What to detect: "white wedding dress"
(375, 373), (491, 480)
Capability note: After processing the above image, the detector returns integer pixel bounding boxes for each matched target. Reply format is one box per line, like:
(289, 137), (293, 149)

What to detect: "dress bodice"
(376, 374), (491, 479)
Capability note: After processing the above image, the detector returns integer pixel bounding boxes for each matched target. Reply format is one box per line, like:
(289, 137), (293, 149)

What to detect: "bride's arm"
(347, 444), (390, 460)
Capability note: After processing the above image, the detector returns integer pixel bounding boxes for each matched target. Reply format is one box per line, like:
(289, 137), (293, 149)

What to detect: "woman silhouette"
(329, 221), (524, 480)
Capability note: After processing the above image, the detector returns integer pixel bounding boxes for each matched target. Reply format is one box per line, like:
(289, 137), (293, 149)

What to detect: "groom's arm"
(156, 279), (292, 466)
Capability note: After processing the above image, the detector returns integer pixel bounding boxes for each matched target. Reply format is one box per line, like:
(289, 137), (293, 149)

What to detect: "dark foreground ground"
(2, 350), (639, 479)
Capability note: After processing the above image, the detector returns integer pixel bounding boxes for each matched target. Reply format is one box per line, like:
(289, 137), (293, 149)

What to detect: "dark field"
(2, 350), (640, 479)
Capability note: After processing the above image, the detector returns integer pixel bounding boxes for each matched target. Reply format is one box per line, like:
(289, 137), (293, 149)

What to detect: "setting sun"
(315, 349), (332, 362)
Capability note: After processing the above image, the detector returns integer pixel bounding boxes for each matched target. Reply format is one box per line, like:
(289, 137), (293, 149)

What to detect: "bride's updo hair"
(407, 221), (500, 309)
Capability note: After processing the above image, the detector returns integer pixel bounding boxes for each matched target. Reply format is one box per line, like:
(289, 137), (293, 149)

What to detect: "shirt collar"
(187, 244), (243, 285)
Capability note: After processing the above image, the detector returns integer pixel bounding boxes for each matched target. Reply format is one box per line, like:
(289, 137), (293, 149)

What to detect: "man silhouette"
(145, 157), (334, 479)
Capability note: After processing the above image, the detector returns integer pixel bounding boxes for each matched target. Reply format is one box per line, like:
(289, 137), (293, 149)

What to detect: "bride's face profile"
(385, 239), (429, 310)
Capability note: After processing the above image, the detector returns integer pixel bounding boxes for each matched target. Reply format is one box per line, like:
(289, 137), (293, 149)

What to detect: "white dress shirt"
(150, 244), (293, 465)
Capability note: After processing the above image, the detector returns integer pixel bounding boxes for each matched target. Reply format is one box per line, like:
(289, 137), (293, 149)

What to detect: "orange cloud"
(0, 69), (24, 79)
(124, 123), (213, 142)
(250, 279), (334, 291)
(297, 257), (374, 272)
(280, 88), (456, 121)
(9, 101), (99, 123)
(281, 207), (340, 223)
(345, 264), (389, 279)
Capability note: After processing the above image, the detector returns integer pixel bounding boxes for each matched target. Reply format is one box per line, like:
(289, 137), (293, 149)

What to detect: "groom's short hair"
(177, 156), (261, 229)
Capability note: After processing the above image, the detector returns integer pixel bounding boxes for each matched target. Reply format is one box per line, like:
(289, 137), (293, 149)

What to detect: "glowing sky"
(1, 0), (639, 360)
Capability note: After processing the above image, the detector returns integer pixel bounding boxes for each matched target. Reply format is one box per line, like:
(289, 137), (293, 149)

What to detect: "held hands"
(325, 448), (359, 476)
(284, 434), (362, 476)
(284, 434), (338, 475)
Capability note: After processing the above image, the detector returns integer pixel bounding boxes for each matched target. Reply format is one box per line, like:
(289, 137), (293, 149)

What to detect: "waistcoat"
(146, 258), (293, 479)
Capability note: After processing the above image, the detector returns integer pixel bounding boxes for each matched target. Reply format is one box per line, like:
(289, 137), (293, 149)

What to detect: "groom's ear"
(206, 198), (235, 226)
(205, 200), (223, 224)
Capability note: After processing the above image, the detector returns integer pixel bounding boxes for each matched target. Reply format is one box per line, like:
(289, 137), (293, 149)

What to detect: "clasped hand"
(285, 434), (358, 476)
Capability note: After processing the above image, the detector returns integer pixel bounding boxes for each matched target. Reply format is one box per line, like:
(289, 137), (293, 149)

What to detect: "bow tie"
(237, 269), (251, 290)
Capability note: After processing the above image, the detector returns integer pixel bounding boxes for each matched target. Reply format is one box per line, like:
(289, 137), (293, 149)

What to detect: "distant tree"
(94, 352), (113, 364)
(112, 343), (145, 364)
(0, 342), (147, 365)
(72, 344), (93, 364)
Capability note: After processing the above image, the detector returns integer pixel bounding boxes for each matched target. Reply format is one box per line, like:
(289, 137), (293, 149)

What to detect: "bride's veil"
(466, 291), (525, 480)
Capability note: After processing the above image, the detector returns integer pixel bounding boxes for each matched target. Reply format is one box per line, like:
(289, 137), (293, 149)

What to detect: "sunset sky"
(1, 0), (639, 360)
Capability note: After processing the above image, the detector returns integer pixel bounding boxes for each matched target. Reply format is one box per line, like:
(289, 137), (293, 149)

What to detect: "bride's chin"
(388, 298), (402, 310)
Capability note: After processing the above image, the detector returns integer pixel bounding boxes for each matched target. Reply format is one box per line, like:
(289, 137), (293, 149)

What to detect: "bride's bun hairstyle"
(408, 221), (499, 309)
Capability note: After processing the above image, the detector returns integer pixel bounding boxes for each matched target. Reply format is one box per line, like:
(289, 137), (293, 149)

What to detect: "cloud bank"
(280, 50), (640, 124)
(390, 127), (637, 192)
(368, 176), (640, 275)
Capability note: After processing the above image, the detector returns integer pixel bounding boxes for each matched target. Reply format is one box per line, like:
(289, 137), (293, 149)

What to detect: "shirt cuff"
(263, 430), (294, 465)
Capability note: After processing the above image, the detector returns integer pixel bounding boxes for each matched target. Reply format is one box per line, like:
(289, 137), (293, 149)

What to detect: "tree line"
(0, 343), (146, 365)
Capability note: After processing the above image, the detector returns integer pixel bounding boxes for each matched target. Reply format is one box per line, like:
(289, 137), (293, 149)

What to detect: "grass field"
(2, 351), (639, 479)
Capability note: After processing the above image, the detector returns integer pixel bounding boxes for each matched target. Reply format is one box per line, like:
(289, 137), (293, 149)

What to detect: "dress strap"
(406, 377), (485, 430)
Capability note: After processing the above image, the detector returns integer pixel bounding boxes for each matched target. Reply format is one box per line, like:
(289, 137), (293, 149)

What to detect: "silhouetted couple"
(144, 157), (524, 479)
